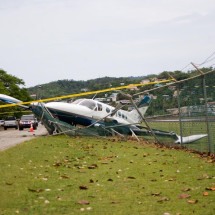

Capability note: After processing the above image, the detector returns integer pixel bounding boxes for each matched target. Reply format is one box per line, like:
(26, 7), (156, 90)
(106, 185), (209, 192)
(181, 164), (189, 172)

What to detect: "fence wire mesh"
(146, 72), (215, 154)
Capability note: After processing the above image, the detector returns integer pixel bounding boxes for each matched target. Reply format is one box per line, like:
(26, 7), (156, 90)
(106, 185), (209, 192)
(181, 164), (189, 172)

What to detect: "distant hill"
(27, 68), (215, 104)
(27, 76), (147, 99)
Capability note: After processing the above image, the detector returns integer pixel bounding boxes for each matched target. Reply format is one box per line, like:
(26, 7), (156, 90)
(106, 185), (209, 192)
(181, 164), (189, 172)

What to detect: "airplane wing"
(0, 94), (29, 109)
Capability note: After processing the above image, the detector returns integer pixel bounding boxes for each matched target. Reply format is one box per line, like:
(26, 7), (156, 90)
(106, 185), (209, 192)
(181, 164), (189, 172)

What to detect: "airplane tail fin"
(129, 95), (151, 123)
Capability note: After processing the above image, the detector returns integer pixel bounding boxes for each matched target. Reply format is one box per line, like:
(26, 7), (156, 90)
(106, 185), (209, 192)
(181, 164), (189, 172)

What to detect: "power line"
(180, 63), (191, 71)
(181, 51), (215, 72)
(202, 56), (215, 64)
(197, 51), (215, 66)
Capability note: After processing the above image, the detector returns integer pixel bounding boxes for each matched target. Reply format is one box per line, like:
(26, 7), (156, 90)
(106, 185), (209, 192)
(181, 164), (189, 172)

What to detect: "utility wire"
(201, 56), (215, 65)
(180, 63), (191, 71)
(196, 51), (215, 66)
(181, 51), (215, 72)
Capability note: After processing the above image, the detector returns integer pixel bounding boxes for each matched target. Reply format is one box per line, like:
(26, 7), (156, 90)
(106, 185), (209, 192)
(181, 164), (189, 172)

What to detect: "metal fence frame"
(134, 69), (215, 154)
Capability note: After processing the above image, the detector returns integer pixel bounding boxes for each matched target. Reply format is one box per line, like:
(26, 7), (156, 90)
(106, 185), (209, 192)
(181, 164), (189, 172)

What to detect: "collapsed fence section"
(143, 70), (215, 154)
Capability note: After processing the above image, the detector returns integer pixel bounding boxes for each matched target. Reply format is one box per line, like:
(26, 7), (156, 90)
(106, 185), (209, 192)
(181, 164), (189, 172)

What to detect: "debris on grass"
(79, 185), (88, 190)
(178, 193), (191, 199)
(187, 199), (198, 204)
(78, 200), (90, 205)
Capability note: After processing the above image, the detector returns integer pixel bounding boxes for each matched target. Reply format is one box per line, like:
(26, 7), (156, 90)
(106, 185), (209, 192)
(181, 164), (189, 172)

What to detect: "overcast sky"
(0, 0), (215, 87)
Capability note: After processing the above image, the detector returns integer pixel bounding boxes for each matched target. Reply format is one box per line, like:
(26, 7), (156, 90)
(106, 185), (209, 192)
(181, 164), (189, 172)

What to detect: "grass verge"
(0, 136), (214, 215)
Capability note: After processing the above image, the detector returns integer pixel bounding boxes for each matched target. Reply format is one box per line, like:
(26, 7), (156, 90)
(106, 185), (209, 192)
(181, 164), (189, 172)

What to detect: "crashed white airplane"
(0, 94), (207, 144)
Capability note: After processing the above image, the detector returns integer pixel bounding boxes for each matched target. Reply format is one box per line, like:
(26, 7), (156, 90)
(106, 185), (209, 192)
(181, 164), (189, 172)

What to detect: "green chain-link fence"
(146, 71), (215, 154)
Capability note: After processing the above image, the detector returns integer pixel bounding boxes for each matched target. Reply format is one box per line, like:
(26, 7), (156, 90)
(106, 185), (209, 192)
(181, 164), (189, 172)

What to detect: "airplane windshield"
(79, 100), (96, 110)
(72, 99), (84, 104)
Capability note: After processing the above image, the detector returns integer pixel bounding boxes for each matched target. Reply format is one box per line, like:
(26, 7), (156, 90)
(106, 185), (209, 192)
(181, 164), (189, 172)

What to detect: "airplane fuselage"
(45, 99), (136, 127)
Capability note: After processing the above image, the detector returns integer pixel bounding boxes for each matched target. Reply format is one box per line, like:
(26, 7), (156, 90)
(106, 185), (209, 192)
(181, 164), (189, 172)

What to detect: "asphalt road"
(0, 124), (48, 151)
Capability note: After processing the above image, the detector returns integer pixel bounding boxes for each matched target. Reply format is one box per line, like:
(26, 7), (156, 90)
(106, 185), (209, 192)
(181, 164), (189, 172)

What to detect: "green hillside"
(27, 68), (214, 100)
(27, 76), (146, 99)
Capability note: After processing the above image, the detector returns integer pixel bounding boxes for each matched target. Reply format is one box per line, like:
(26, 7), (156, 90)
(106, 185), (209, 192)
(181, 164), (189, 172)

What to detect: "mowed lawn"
(0, 136), (214, 215)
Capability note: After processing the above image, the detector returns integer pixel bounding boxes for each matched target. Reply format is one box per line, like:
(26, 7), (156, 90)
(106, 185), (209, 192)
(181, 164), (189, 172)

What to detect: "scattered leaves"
(197, 174), (211, 180)
(111, 201), (120, 204)
(166, 178), (176, 182)
(88, 164), (98, 169)
(5, 182), (13, 185)
(181, 188), (191, 192)
(28, 188), (44, 193)
(179, 193), (190, 199)
(79, 185), (88, 190)
(101, 161), (109, 164)
(53, 162), (62, 167)
(205, 186), (215, 191)
(127, 176), (136, 179)
(157, 197), (169, 203)
(203, 192), (209, 196)
(78, 200), (90, 205)
(187, 199), (198, 204)
(60, 175), (70, 179)
(151, 192), (161, 196)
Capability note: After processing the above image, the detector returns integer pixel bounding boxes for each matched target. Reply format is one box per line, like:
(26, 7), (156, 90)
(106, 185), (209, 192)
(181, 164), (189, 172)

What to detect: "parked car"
(0, 119), (4, 126)
(3, 116), (18, 130)
(18, 114), (38, 130)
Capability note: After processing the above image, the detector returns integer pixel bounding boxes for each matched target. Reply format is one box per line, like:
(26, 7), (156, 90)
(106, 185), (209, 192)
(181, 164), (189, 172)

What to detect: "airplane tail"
(129, 95), (151, 123)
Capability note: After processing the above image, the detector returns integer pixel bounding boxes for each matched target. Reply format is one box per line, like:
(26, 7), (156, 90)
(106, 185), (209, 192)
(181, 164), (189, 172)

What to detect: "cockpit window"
(79, 100), (96, 110)
(106, 107), (110, 113)
(72, 99), (84, 104)
(98, 103), (102, 111)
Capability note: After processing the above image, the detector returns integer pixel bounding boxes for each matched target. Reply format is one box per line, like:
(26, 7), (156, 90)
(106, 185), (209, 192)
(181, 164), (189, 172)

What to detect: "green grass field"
(148, 121), (215, 153)
(0, 136), (214, 215)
